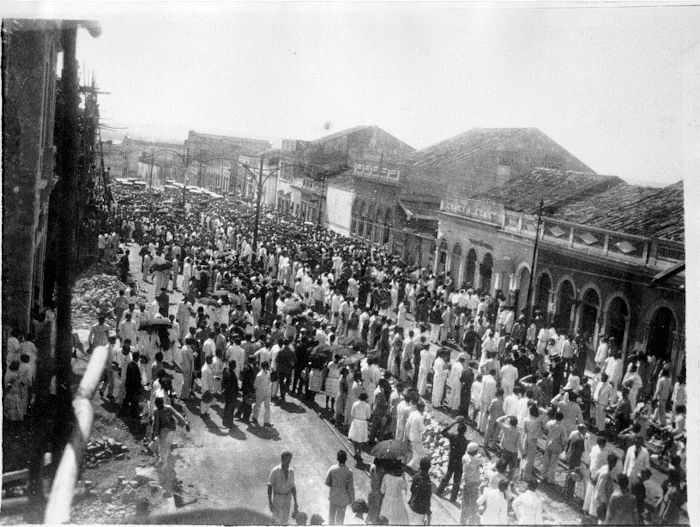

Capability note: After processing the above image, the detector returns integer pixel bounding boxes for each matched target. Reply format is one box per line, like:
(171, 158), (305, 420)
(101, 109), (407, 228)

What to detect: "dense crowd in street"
(6, 184), (687, 525)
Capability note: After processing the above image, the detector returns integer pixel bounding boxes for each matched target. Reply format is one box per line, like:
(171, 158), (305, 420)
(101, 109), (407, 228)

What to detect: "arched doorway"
(480, 253), (493, 294)
(516, 266), (531, 315)
(578, 287), (600, 347)
(554, 280), (576, 332)
(646, 307), (676, 362)
(578, 288), (601, 370)
(382, 208), (392, 245)
(465, 249), (477, 289)
(605, 296), (629, 354)
(535, 273), (552, 317)
(437, 239), (448, 275)
(451, 244), (462, 286)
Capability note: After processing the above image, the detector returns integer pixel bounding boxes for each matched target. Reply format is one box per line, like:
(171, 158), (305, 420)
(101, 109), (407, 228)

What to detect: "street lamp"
(524, 199), (545, 324)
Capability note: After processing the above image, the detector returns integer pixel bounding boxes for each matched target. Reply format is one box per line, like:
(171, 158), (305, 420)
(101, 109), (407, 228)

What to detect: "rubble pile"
(71, 470), (161, 523)
(71, 265), (147, 327)
(83, 437), (129, 468)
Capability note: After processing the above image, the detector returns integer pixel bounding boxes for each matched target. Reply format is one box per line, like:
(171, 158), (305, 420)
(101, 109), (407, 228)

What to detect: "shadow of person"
(246, 424), (281, 441)
(277, 400), (306, 414)
(201, 413), (229, 437)
(228, 425), (247, 441)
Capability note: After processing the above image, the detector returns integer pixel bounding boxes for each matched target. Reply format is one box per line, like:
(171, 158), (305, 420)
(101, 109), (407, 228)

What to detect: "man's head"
(281, 451), (293, 468)
(337, 450), (347, 464)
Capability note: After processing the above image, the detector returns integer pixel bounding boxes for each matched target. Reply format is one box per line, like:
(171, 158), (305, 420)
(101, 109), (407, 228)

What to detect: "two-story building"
(437, 169), (685, 376)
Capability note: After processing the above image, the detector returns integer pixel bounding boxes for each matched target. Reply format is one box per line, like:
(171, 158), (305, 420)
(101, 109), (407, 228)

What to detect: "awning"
(398, 200), (438, 222)
(650, 261), (685, 287)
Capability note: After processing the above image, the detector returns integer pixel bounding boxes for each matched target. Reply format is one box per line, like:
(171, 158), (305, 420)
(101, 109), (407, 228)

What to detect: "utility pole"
(252, 155), (265, 261)
(524, 199), (545, 324)
(149, 142), (154, 188)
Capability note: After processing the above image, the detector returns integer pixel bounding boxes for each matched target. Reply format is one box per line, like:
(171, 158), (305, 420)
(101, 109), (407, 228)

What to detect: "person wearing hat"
(460, 442), (483, 524)
(447, 353), (466, 412)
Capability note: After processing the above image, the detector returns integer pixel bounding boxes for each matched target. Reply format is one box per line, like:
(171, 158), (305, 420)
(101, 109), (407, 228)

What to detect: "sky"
(10, 1), (700, 186)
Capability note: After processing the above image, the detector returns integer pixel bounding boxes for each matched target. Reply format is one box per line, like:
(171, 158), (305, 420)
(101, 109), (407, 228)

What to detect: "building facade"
(2, 19), (62, 333)
(436, 170), (685, 377)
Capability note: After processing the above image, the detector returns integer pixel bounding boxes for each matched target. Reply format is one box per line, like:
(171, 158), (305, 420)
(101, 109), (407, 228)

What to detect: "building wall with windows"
(436, 174), (685, 378)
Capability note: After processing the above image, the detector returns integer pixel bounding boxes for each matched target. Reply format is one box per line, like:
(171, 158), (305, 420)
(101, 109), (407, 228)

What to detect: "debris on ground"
(83, 437), (129, 469)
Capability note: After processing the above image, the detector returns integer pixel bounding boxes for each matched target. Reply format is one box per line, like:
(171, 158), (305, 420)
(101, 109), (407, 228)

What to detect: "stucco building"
(437, 169), (685, 376)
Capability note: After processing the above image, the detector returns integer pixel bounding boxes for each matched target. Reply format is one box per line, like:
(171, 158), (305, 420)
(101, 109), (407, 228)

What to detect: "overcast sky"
(13, 2), (700, 186)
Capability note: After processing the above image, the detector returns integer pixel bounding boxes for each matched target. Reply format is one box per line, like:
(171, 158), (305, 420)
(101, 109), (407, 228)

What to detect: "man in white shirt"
(119, 313), (138, 348)
(406, 399), (427, 471)
(417, 345), (433, 397)
(202, 333), (216, 359)
(252, 361), (272, 427)
(622, 435), (650, 483)
(512, 479), (544, 525)
(503, 385), (521, 417)
(499, 358), (519, 396)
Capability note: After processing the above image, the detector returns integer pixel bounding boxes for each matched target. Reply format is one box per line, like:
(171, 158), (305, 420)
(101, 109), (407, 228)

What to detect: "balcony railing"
(441, 198), (684, 269)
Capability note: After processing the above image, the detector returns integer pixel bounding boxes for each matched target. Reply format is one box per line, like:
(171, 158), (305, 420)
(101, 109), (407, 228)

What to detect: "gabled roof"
(311, 125), (379, 144)
(556, 180), (684, 242)
(469, 168), (623, 214)
(408, 128), (592, 172)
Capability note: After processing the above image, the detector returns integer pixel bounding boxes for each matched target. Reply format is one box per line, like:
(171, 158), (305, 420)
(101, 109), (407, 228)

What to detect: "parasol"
(150, 261), (173, 272)
(341, 351), (364, 366)
(283, 301), (305, 315)
(197, 297), (221, 307)
(212, 289), (232, 296)
(139, 320), (172, 331)
(370, 439), (412, 460)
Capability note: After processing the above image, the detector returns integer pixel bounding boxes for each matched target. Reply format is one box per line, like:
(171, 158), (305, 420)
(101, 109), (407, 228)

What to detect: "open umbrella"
(282, 301), (305, 316)
(197, 297), (221, 307)
(150, 261), (173, 272)
(139, 321), (172, 332)
(370, 439), (412, 460)
(212, 289), (232, 296)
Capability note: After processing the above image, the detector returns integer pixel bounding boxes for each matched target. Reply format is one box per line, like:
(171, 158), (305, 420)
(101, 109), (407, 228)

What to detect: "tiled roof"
(398, 199), (441, 221)
(408, 127), (592, 172)
(409, 128), (533, 168)
(556, 180), (684, 242)
(311, 125), (379, 144)
(469, 168), (623, 214)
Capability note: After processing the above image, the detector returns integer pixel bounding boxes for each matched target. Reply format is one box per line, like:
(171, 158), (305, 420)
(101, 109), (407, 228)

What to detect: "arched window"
(383, 208), (392, 245)
(374, 208), (384, 244)
(554, 280), (576, 332)
(451, 243), (462, 285)
(465, 249), (477, 289)
(535, 273), (552, 316)
(480, 253), (493, 294)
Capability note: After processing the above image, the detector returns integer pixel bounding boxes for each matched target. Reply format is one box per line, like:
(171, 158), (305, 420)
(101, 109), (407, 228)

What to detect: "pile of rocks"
(71, 473), (157, 523)
(84, 437), (129, 468)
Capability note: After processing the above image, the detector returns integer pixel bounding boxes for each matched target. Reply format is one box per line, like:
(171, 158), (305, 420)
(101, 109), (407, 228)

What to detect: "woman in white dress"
(477, 479), (508, 525)
(348, 392), (371, 461)
(379, 466), (410, 525)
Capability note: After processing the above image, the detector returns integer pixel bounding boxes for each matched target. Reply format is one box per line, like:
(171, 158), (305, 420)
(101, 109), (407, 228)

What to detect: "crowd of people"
(7, 182), (687, 525)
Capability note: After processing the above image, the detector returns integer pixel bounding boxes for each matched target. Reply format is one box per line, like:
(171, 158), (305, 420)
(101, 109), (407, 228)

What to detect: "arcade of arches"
(351, 199), (393, 246)
(435, 241), (496, 295)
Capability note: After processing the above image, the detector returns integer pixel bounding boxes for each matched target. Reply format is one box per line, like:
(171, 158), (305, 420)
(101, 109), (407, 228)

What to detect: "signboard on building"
(441, 198), (505, 225)
(353, 162), (400, 182)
